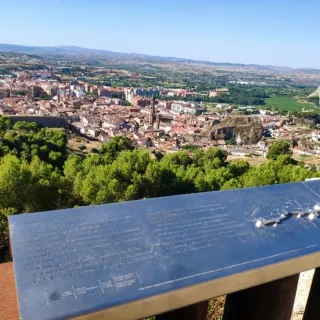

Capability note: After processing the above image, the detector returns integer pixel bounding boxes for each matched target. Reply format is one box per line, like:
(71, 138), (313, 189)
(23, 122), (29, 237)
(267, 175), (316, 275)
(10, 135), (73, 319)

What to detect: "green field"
(265, 96), (314, 112)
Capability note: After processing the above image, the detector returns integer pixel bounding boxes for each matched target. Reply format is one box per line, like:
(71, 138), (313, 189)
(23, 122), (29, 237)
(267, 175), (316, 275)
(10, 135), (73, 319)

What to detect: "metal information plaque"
(9, 181), (320, 320)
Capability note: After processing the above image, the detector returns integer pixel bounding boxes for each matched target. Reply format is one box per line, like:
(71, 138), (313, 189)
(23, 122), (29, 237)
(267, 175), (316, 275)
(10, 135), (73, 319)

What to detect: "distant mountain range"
(0, 43), (319, 74)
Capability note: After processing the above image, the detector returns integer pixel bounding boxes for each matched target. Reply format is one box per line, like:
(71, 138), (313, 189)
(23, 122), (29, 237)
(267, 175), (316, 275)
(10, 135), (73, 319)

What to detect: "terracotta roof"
(0, 262), (19, 319)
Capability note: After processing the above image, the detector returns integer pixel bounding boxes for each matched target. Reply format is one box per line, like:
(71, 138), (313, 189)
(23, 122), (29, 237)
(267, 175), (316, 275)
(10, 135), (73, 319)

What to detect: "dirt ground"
(228, 154), (320, 167)
(67, 135), (102, 155)
(227, 155), (267, 166)
(298, 155), (320, 167)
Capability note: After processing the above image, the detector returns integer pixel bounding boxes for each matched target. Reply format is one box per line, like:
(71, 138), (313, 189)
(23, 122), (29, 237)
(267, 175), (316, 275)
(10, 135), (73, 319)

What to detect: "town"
(0, 68), (320, 166)
(2, 0), (320, 318)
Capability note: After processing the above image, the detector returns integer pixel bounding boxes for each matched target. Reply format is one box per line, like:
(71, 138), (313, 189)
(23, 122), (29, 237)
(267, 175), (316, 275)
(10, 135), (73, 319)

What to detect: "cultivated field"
(265, 96), (314, 112)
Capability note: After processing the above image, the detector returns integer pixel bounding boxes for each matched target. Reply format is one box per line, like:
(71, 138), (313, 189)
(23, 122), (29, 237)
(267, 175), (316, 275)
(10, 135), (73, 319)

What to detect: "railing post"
(223, 274), (299, 320)
(302, 268), (320, 320)
(155, 301), (208, 320)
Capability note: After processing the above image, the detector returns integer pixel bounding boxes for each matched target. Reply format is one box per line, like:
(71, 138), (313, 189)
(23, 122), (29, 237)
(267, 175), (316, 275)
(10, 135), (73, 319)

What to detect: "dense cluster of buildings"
(0, 70), (319, 158)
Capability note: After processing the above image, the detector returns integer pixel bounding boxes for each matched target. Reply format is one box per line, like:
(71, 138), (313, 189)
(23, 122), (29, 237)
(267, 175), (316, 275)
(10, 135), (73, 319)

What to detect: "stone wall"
(6, 115), (69, 129)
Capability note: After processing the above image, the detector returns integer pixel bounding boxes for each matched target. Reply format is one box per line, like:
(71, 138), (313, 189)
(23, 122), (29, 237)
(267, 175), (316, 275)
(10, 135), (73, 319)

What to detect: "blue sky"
(1, 0), (319, 68)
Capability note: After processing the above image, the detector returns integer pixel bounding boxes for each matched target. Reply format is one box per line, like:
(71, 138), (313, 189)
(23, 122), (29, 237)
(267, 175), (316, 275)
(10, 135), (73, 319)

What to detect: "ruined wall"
(6, 116), (69, 129)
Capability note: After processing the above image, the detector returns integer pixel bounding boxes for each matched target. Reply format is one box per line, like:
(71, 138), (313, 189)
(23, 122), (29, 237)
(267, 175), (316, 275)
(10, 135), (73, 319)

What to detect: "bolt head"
(255, 220), (262, 228)
(309, 213), (316, 221)
(314, 204), (320, 212)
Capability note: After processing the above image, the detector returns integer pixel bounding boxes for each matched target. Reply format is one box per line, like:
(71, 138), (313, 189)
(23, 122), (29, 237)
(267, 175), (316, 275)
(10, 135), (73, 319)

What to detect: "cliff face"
(210, 116), (263, 145)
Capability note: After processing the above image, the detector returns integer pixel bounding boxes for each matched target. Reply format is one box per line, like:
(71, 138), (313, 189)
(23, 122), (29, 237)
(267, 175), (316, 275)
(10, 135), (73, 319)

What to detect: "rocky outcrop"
(210, 116), (263, 145)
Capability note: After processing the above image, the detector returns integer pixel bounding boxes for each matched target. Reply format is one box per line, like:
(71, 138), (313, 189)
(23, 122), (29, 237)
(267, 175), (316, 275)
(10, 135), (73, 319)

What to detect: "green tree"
(277, 165), (317, 184)
(267, 141), (292, 160)
(13, 121), (37, 133)
(192, 148), (205, 167)
(222, 178), (242, 190)
(160, 151), (193, 169)
(0, 117), (12, 134)
(25, 157), (70, 212)
(100, 136), (134, 162)
(242, 164), (277, 187)
(0, 207), (17, 252)
(205, 147), (228, 162)
(0, 155), (29, 211)
(228, 160), (250, 176)
(205, 167), (233, 190)
(64, 155), (83, 181)
(145, 162), (178, 197)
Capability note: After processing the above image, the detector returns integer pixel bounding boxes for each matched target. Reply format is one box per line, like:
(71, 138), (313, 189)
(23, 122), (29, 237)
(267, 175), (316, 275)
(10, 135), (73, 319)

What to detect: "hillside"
(0, 43), (319, 74)
(0, 52), (42, 63)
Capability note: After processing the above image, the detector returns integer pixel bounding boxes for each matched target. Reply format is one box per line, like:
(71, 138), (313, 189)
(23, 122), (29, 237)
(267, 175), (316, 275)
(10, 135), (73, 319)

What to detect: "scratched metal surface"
(9, 181), (320, 320)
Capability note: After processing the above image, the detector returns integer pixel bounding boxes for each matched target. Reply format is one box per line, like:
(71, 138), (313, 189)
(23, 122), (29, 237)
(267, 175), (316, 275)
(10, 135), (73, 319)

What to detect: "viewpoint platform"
(9, 181), (320, 320)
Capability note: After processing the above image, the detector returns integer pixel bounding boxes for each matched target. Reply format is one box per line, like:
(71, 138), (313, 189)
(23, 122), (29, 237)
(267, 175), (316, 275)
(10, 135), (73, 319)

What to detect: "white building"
(216, 104), (229, 109)
(171, 102), (205, 115)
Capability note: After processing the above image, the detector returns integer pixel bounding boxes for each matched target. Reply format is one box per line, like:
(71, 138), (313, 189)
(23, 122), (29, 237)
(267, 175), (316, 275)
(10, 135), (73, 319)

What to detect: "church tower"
(154, 113), (160, 130)
(149, 96), (156, 125)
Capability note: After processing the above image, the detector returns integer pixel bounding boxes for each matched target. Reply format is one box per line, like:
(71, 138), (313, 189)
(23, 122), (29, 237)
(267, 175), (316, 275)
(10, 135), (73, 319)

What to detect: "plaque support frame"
(73, 252), (320, 320)
(155, 301), (208, 320)
(302, 267), (320, 320)
(223, 274), (299, 320)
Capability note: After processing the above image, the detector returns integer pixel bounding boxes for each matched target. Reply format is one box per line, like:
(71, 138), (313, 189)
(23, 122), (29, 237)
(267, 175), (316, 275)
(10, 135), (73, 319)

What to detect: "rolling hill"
(0, 43), (319, 75)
